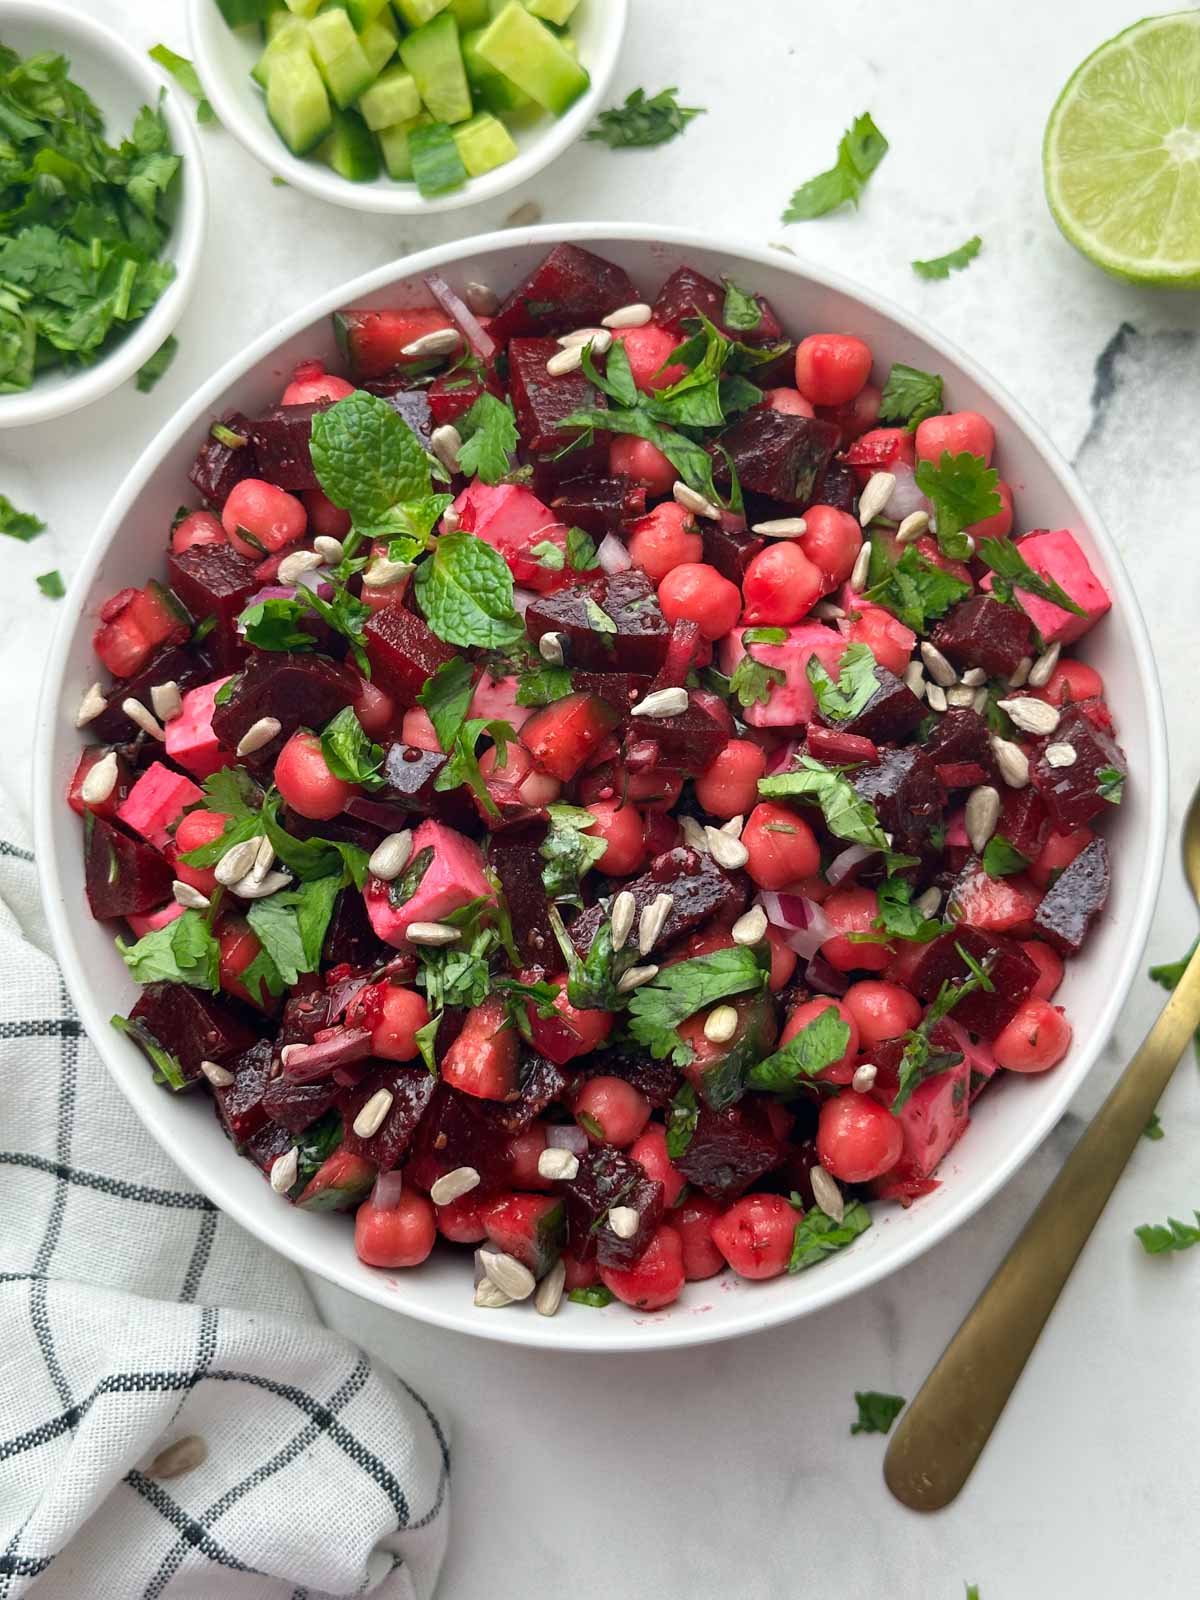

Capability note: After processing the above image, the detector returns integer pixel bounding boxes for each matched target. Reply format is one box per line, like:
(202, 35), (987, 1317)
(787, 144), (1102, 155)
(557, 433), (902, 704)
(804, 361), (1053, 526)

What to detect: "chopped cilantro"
(1143, 1112), (1165, 1141)
(36, 569), (64, 599)
(890, 959), (994, 1113)
(721, 277), (763, 333)
(1149, 942), (1200, 1065)
(565, 525), (599, 571)
(455, 393), (519, 485)
(788, 1200), (872, 1271)
(1096, 765), (1124, 805)
(782, 112), (888, 221)
(1135, 1213), (1200, 1254)
(319, 706), (385, 791)
(436, 716), (515, 818)
(864, 542), (971, 633)
(806, 642), (879, 722)
(981, 834), (1028, 878)
(977, 536), (1087, 618)
(148, 43), (214, 123)
(515, 660), (573, 706)
(116, 908), (221, 992)
(417, 656), (475, 753)
(759, 755), (894, 861)
(245, 875), (340, 988)
(0, 494), (45, 542)
(568, 1284), (615, 1307)
(912, 235), (982, 281)
(850, 1390), (906, 1435)
(136, 332), (178, 392)
(585, 86), (704, 150)
(747, 1005), (852, 1091)
(665, 1082), (700, 1159)
(540, 803), (607, 903)
(730, 654), (785, 709)
(626, 947), (769, 1065)
(741, 626), (788, 646)
(914, 451), (1002, 561)
(867, 877), (946, 943)
(110, 1013), (185, 1091)
(877, 363), (944, 430)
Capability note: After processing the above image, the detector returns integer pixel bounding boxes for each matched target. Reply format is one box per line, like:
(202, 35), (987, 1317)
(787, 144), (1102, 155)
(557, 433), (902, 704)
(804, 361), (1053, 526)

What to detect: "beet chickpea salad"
(72, 244), (1125, 1318)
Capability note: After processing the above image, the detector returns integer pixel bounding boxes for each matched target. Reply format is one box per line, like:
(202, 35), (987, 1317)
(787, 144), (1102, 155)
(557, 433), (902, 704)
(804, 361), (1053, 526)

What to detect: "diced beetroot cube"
(558, 1146), (648, 1261)
(520, 692), (623, 781)
(407, 1084), (513, 1194)
(807, 725), (879, 765)
(322, 885), (392, 970)
(835, 664), (925, 744)
(701, 518), (765, 584)
(164, 677), (235, 779)
(67, 746), (132, 820)
(929, 595), (1032, 678)
(1029, 706), (1127, 831)
(715, 410), (840, 504)
(116, 763), (203, 852)
(364, 818), (493, 948)
(244, 1122), (292, 1176)
(568, 846), (747, 958)
(1030, 836), (1110, 955)
(339, 1066), (438, 1169)
(489, 832), (556, 967)
(210, 652), (358, 766)
(649, 619), (705, 692)
(453, 481), (569, 592)
(936, 762), (990, 790)
(949, 857), (1043, 932)
(485, 244), (639, 347)
(673, 1103), (786, 1199)
(883, 1056), (970, 1181)
(508, 337), (606, 453)
(85, 815), (174, 919)
(549, 476), (646, 537)
(189, 412), (257, 507)
(996, 786), (1050, 862)
(127, 980), (257, 1083)
(90, 645), (211, 746)
(718, 621), (845, 727)
(982, 529), (1111, 645)
(910, 928), (1040, 1039)
(370, 386), (434, 449)
(441, 997), (520, 1101)
(625, 693), (727, 775)
(427, 367), (501, 426)
(296, 1148), (376, 1212)
(808, 458), (859, 514)
(333, 306), (454, 380)
(472, 1054), (567, 1134)
(348, 747), (476, 833)
(125, 902), (184, 938)
(262, 1073), (340, 1134)
(246, 401), (331, 492)
(569, 670), (653, 716)
(923, 708), (996, 781)
(530, 439), (612, 501)
(651, 263), (782, 343)
(167, 543), (256, 671)
(481, 1191), (567, 1277)
(93, 581), (190, 680)
(595, 1171), (664, 1270)
(364, 605), (457, 706)
(854, 748), (946, 858)
(213, 1040), (274, 1144)
(525, 569), (670, 675)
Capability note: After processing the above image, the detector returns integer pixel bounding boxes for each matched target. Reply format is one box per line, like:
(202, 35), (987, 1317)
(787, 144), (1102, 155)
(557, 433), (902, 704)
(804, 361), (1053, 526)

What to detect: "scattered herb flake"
(721, 277), (763, 333)
(914, 451), (1002, 561)
(148, 43), (215, 123)
(729, 654), (785, 709)
(1096, 765), (1125, 805)
(877, 362), (944, 430)
(455, 392), (519, 485)
(806, 642), (879, 723)
(1149, 941), (1200, 1065)
(981, 834), (1028, 878)
(912, 235), (982, 281)
(782, 112), (888, 222)
(36, 569), (64, 599)
(977, 535), (1087, 618)
(586, 86), (704, 150)
(0, 494), (45, 542)
(136, 333), (179, 392)
(864, 542), (970, 633)
(568, 1284), (615, 1307)
(747, 1005), (852, 1091)
(788, 1200), (872, 1271)
(1135, 1213), (1200, 1254)
(850, 1390), (906, 1435)
(1143, 1112), (1165, 1141)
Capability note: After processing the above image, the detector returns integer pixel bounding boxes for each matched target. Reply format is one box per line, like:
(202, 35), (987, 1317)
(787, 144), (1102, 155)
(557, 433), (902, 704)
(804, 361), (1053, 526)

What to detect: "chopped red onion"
(371, 1170), (405, 1211)
(545, 1124), (588, 1155)
(424, 271), (496, 362)
(805, 952), (850, 996)
(765, 739), (799, 776)
(282, 1027), (374, 1083)
(718, 507), (747, 533)
(237, 584), (295, 635)
(883, 463), (927, 522)
(758, 891), (833, 959)
(597, 532), (632, 574)
(825, 843), (880, 886)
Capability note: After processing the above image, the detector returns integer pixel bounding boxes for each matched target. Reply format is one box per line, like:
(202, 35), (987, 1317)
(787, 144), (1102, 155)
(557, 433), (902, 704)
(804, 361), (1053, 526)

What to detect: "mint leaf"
(515, 661), (574, 706)
(418, 656), (475, 753)
(239, 596), (313, 653)
(36, 569), (64, 599)
(977, 535), (1087, 618)
(309, 390), (432, 520)
(136, 332), (178, 391)
(912, 235), (982, 281)
(116, 909), (221, 992)
(981, 834), (1028, 878)
(455, 393), (519, 485)
(914, 451), (1002, 560)
(0, 493), (45, 542)
(806, 642), (879, 723)
(877, 363), (944, 429)
(585, 85), (704, 150)
(260, 791), (369, 887)
(788, 1200), (872, 1271)
(414, 531), (523, 649)
(565, 526), (599, 571)
(540, 803), (607, 903)
(1096, 765), (1124, 805)
(782, 112), (888, 221)
(581, 338), (637, 408)
(1135, 1213), (1200, 1254)
(246, 875), (340, 985)
(747, 1005), (851, 1091)
(435, 716), (515, 817)
(319, 707), (385, 791)
(148, 43), (214, 123)
(626, 947), (769, 1064)
(864, 542), (971, 633)
(730, 654), (785, 709)
(850, 1390), (906, 1435)
(721, 277), (763, 333)
(559, 404), (735, 512)
(759, 755), (892, 857)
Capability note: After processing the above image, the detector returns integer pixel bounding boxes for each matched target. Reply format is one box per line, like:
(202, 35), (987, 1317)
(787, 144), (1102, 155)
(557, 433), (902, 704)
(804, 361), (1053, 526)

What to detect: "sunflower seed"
(362, 556), (412, 589)
(610, 889), (636, 951)
(972, 687), (989, 715)
(926, 683), (948, 713)
(705, 826), (749, 870)
(199, 1059), (234, 1088)
(557, 326), (612, 354)
(172, 880), (209, 911)
(602, 302), (652, 329)
(672, 480), (721, 520)
(720, 814), (745, 838)
(902, 661), (927, 700)
(80, 751), (119, 805)
(401, 327), (461, 358)
(896, 510), (930, 545)
(313, 534), (345, 566)
(703, 1005), (738, 1044)
(990, 735), (1030, 788)
(1007, 656), (1032, 689)
(405, 922), (461, 946)
(965, 785), (1001, 853)
(631, 687), (689, 718)
(638, 892), (673, 955)
(858, 471), (896, 528)
(74, 682), (107, 727)
(534, 1256), (566, 1316)
(616, 964), (658, 993)
(848, 541), (872, 593)
(813, 600), (846, 621)
(538, 630), (565, 665)
(441, 505), (461, 534)
(851, 1062), (877, 1093)
(429, 1165), (481, 1205)
(944, 685), (975, 708)
(368, 831), (413, 882)
(150, 680), (183, 722)
(229, 868), (292, 902)
(474, 1277), (513, 1309)
(1044, 742), (1077, 768)
(914, 887), (942, 918)
(248, 833), (276, 884)
(235, 716), (281, 756)
(732, 905), (768, 945)
(920, 642), (958, 687)
(960, 667), (987, 688)
(809, 1164), (845, 1224)
(998, 696), (1059, 736)
(537, 1147), (579, 1182)
(269, 1147), (298, 1195)
(122, 698), (165, 741)
(430, 423), (463, 474)
(353, 1088), (394, 1140)
(679, 814), (710, 852)
(546, 344), (584, 377)
(276, 549), (323, 585)
(464, 280), (499, 316)
(149, 1434), (208, 1479)
(1027, 642), (1061, 689)
(751, 516), (808, 538)
(481, 1249), (535, 1300)
(215, 837), (261, 886)
(607, 1206), (640, 1240)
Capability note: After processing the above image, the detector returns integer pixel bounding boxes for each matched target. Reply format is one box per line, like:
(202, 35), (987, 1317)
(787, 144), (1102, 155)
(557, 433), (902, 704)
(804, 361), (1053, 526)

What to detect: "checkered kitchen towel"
(0, 823), (449, 1599)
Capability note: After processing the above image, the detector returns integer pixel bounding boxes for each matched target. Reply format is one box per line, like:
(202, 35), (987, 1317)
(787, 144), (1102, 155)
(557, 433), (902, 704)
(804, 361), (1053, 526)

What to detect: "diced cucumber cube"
(448, 0), (491, 25)
(309, 7), (376, 106)
(409, 119), (468, 194)
(358, 64), (421, 129)
(461, 25), (531, 114)
(392, 0), (451, 25)
(252, 18), (310, 88)
(266, 49), (333, 153)
(526, 0), (579, 21)
(451, 110), (517, 175)
(475, 1), (588, 115)
(376, 112), (429, 178)
(319, 106), (381, 179)
(283, 0), (323, 17)
(345, 0), (389, 27)
(399, 12), (473, 124)
(265, 7), (299, 39)
(218, 0), (281, 24)
(358, 10), (399, 75)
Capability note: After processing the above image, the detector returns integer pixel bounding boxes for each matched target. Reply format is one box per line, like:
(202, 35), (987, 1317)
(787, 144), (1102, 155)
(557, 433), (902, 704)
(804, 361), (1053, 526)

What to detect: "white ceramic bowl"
(34, 225), (1168, 1352)
(188, 0), (627, 215)
(0, 0), (207, 430)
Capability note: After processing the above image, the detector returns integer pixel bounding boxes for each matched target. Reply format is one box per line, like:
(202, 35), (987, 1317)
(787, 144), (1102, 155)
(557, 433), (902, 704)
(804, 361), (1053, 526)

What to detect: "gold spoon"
(884, 783), (1200, 1511)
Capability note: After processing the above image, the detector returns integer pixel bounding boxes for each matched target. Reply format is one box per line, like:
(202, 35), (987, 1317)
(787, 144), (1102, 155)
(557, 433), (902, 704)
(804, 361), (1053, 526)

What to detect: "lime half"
(1044, 11), (1200, 286)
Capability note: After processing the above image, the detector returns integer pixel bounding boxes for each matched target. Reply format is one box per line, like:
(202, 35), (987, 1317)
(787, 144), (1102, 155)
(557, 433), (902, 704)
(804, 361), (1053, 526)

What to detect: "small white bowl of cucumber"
(189, 0), (627, 213)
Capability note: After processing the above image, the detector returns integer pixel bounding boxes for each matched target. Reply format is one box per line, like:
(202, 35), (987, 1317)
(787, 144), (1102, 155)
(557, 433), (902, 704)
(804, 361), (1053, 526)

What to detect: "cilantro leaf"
(877, 363), (944, 429)
(977, 536), (1087, 618)
(782, 112), (888, 221)
(759, 755), (892, 858)
(1149, 941), (1200, 1066)
(259, 791), (369, 887)
(721, 278), (763, 333)
(981, 834), (1028, 878)
(850, 1391), (906, 1435)
(1143, 1112), (1165, 1142)
(730, 654), (785, 709)
(309, 390), (432, 521)
(148, 44), (215, 123)
(36, 569), (64, 599)
(665, 1082), (700, 1159)
(246, 875), (341, 986)
(806, 642), (879, 723)
(540, 803), (607, 903)
(569, 1285), (616, 1307)
(455, 392), (519, 484)
(889, 962), (995, 1113)
(565, 526), (599, 571)
(292, 1108), (342, 1185)
(788, 1200), (872, 1271)
(626, 947), (768, 1064)
(0, 493), (45, 542)
(1096, 765), (1124, 805)
(1135, 1213), (1200, 1255)
(870, 876), (946, 943)
(414, 531), (523, 649)
(912, 235), (982, 281)
(418, 656), (475, 753)
(238, 596), (313, 653)
(747, 1005), (852, 1091)
(864, 541), (971, 633)
(136, 333), (178, 392)
(914, 451), (1002, 561)
(319, 706), (385, 791)
(585, 86), (704, 150)
(116, 909), (221, 992)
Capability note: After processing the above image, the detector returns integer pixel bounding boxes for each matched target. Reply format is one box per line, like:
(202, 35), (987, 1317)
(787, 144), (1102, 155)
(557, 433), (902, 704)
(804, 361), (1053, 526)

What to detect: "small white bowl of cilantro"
(0, 1), (207, 429)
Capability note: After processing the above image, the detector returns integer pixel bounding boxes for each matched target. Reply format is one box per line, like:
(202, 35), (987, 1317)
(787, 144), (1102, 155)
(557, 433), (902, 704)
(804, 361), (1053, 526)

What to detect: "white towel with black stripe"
(0, 822), (449, 1600)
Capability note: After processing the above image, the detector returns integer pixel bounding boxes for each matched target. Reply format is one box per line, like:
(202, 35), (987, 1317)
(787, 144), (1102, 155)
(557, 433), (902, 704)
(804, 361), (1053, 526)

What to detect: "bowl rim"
(186, 0), (629, 216)
(33, 223), (1170, 1352)
(0, 0), (209, 430)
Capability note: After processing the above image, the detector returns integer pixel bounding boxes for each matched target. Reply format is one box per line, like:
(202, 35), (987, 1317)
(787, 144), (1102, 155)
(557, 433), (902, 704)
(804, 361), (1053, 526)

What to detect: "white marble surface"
(6, 1), (1200, 1595)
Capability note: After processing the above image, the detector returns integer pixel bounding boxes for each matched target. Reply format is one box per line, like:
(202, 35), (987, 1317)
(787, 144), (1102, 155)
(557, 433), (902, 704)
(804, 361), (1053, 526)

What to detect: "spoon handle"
(883, 942), (1200, 1512)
